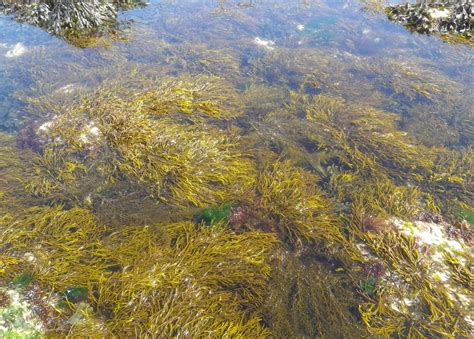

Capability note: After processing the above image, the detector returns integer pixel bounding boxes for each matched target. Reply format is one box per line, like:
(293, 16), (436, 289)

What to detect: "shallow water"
(0, 0), (473, 336)
(1, 0), (472, 134)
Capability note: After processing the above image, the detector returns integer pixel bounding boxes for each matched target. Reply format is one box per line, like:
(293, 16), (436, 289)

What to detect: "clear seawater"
(0, 0), (473, 336)
(1, 0), (472, 135)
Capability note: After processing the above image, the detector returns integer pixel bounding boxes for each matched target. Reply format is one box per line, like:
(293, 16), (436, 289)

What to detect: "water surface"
(0, 0), (472, 336)
(1, 0), (472, 142)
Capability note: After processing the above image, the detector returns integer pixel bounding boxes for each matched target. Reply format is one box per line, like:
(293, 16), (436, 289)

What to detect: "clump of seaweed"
(96, 222), (277, 336)
(252, 160), (343, 246)
(351, 217), (473, 337)
(0, 204), (112, 334)
(401, 97), (474, 147)
(348, 179), (422, 219)
(253, 91), (474, 217)
(257, 92), (430, 180)
(426, 146), (473, 213)
(298, 93), (433, 181)
(0, 200), (279, 336)
(0, 206), (110, 290)
(0, 0), (147, 46)
(21, 75), (255, 207)
(134, 75), (245, 121)
(0, 132), (45, 212)
(251, 93), (434, 215)
(263, 252), (369, 338)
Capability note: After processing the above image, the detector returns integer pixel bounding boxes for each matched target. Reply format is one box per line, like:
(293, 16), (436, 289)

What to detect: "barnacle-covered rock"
(387, 1), (473, 40)
(0, 0), (147, 46)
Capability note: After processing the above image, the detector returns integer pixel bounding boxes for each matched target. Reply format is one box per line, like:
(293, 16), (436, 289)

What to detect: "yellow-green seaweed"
(254, 160), (343, 246)
(22, 76), (256, 207)
(96, 222), (277, 336)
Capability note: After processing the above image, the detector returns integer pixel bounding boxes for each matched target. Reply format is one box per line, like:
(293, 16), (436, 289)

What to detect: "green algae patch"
(455, 207), (474, 226)
(61, 287), (88, 304)
(359, 276), (376, 295)
(10, 273), (33, 289)
(194, 203), (233, 226)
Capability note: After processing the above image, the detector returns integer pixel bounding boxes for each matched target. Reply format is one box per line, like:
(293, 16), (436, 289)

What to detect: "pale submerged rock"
(79, 122), (102, 144)
(0, 288), (44, 337)
(59, 84), (77, 94)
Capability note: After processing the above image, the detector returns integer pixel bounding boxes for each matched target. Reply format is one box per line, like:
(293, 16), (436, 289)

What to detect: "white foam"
(58, 84), (77, 94)
(254, 37), (275, 50)
(5, 43), (27, 58)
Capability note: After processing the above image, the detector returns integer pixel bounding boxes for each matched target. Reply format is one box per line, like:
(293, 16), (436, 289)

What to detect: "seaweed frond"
(255, 160), (343, 246)
(97, 222), (277, 336)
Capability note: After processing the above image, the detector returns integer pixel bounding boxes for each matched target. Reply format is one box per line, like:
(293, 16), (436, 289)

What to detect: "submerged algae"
(21, 75), (255, 207)
(0, 201), (279, 336)
(97, 222), (277, 336)
(263, 253), (369, 338)
(456, 207), (474, 226)
(0, 288), (44, 338)
(10, 273), (33, 289)
(194, 203), (233, 226)
(351, 219), (472, 337)
(253, 160), (343, 247)
(0, 1), (473, 335)
(3, 75), (471, 336)
(254, 91), (472, 216)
